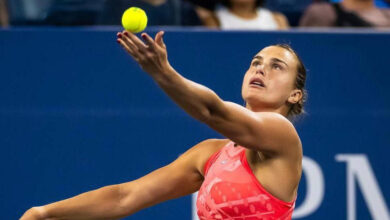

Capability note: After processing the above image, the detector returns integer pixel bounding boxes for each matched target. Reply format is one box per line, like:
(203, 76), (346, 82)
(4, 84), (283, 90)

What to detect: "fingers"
(155, 31), (166, 48)
(116, 32), (137, 55)
(123, 31), (149, 53)
(117, 31), (147, 55)
(117, 38), (138, 61)
(141, 33), (156, 50)
(119, 33), (139, 54)
(117, 32), (140, 60)
(116, 30), (167, 65)
(117, 32), (132, 52)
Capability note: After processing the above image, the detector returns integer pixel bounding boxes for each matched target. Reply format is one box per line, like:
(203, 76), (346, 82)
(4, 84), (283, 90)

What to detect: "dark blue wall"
(1, 28), (389, 219)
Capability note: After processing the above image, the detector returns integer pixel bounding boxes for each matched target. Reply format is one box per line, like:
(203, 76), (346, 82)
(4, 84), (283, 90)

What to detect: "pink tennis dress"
(196, 142), (296, 220)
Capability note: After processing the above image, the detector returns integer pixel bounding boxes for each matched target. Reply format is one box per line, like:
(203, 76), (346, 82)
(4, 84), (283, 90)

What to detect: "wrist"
(153, 64), (176, 84)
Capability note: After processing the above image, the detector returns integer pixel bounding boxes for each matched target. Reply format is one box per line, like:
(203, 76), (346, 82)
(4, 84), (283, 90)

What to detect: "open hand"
(117, 31), (172, 77)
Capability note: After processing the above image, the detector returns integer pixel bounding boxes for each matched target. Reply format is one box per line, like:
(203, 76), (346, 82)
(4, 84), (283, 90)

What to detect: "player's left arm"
(117, 31), (300, 155)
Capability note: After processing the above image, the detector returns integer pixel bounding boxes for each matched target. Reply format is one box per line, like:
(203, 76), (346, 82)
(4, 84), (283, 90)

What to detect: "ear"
(288, 89), (303, 104)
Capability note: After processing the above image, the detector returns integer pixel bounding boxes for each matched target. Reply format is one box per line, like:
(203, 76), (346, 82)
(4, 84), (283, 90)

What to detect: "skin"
(0, 0), (9, 27)
(20, 31), (303, 220)
(199, 0), (290, 29)
(300, 0), (390, 27)
(342, 0), (375, 11)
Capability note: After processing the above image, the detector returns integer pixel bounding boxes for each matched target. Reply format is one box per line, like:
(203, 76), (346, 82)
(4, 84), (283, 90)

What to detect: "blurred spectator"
(98, 0), (201, 26)
(265, 0), (312, 26)
(0, 0), (9, 27)
(185, 0), (220, 26)
(196, 0), (289, 30)
(300, 0), (390, 27)
(186, 0), (219, 11)
(188, 0), (312, 27)
(7, 0), (50, 25)
(45, 0), (104, 25)
(6, 0), (102, 25)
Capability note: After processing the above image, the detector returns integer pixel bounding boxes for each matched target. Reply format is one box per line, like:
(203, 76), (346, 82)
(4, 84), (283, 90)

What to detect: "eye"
(272, 63), (282, 70)
(251, 60), (260, 66)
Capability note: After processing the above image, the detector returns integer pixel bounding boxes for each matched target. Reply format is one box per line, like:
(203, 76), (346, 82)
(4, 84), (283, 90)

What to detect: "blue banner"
(0, 27), (389, 219)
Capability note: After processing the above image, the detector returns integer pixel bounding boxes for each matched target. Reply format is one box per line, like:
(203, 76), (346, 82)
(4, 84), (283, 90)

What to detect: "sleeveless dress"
(196, 142), (296, 220)
(216, 7), (279, 30)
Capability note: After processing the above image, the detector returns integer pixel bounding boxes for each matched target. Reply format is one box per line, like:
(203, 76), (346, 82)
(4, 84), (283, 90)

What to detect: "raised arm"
(117, 31), (299, 155)
(20, 139), (226, 220)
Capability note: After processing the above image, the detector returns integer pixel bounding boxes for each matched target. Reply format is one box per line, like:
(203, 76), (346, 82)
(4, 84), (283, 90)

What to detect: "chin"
(243, 91), (264, 102)
(244, 97), (264, 108)
(244, 95), (280, 111)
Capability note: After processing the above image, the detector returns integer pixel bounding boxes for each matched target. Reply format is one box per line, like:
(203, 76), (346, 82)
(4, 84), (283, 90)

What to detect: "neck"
(229, 2), (257, 19)
(245, 103), (290, 117)
(341, 0), (375, 11)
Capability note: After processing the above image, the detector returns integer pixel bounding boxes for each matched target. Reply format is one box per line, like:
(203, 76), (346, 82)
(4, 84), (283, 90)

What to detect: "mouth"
(249, 77), (265, 88)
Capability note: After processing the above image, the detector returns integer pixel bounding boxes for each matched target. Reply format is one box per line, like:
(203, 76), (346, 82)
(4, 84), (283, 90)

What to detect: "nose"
(255, 64), (265, 76)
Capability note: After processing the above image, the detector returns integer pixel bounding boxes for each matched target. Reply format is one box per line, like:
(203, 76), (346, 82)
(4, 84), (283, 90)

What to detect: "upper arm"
(117, 139), (226, 216)
(273, 12), (290, 29)
(195, 7), (220, 28)
(206, 102), (300, 155)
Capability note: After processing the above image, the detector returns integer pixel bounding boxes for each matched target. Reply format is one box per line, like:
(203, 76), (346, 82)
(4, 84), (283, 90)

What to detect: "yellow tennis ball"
(121, 7), (148, 33)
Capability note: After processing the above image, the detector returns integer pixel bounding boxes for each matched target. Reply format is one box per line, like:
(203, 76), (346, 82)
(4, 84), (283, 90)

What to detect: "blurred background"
(0, 0), (389, 220)
(1, 0), (390, 28)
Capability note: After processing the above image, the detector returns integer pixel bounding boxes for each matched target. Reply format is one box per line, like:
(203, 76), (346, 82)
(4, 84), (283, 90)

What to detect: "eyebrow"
(252, 55), (289, 67)
(252, 55), (262, 60)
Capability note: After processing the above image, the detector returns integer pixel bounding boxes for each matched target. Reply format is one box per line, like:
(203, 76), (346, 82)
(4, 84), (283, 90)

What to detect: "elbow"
(116, 183), (137, 217)
(95, 184), (132, 218)
(198, 106), (225, 124)
(199, 100), (228, 124)
(194, 89), (227, 123)
(197, 108), (213, 123)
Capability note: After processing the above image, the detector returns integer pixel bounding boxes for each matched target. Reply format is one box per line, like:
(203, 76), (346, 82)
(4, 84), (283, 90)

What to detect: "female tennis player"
(20, 30), (306, 220)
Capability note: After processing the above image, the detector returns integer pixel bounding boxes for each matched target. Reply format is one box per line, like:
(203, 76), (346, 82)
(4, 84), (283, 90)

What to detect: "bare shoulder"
(178, 138), (229, 176)
(272, 12), (287, 20)
(257, 112), (297, 134)
(255, 112), (301, 156)
(195, 7), (220, 28)
(271, 12), (289, 29)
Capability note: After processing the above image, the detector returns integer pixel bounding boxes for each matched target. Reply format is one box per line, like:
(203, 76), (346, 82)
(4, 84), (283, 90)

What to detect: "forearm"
(118, 31), (226, 123)
(152, 66), (225, 122)
(41, 185), (127, 220)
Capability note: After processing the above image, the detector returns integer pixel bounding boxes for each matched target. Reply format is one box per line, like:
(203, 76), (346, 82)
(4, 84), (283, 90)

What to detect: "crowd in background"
(0, 0), (390, 29)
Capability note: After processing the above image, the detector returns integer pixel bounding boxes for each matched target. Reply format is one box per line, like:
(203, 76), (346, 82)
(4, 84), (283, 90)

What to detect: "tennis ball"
(121, 7), (148, 33)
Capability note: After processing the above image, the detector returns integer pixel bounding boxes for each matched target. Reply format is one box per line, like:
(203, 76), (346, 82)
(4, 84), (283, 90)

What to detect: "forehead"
(255, 46), (297, 66)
